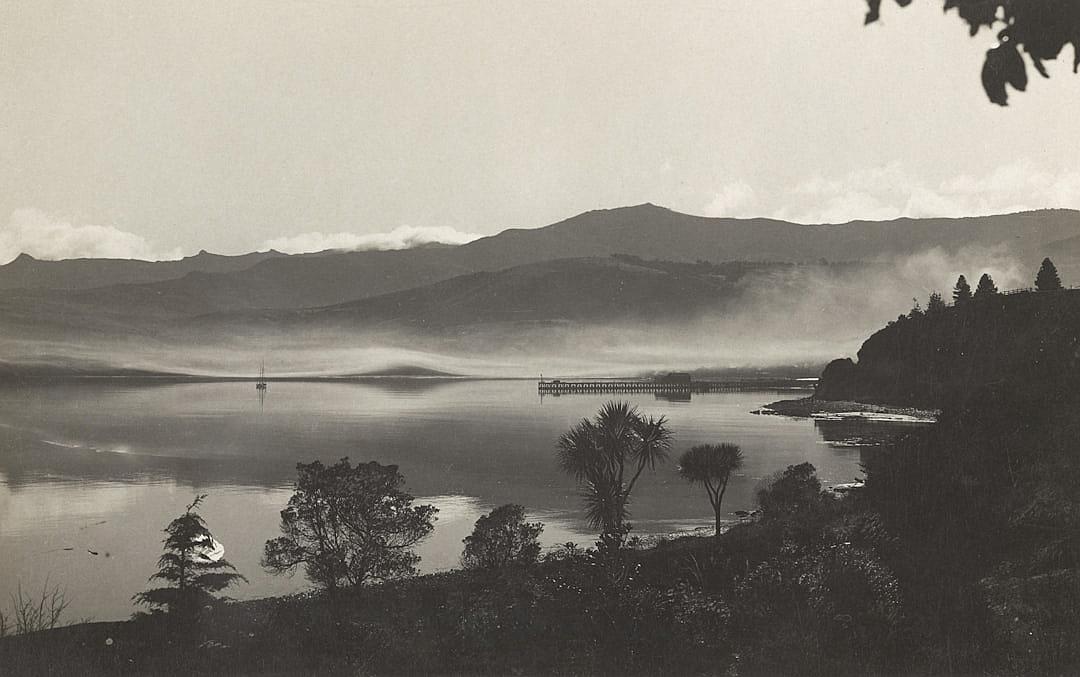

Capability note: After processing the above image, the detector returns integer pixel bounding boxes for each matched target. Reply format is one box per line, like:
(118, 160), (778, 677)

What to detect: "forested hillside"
(815, 289), (1080, 408)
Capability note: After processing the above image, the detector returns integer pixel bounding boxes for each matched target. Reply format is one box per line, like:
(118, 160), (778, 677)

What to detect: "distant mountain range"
(0, 249), (287, 290)
(0, 204), (1077, 351)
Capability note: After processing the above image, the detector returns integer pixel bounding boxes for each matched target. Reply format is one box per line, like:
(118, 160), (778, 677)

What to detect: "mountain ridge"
(0, 248), (288, 291)
(5, 205), (1078, 295)
(1, 205), (1078, 342)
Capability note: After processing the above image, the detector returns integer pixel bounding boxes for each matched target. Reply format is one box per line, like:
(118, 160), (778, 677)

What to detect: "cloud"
(775, 160), (1080, 224)
(1, 209), (183, 263)
(261, 224), (484, 254)
(701, 180), (757, 217)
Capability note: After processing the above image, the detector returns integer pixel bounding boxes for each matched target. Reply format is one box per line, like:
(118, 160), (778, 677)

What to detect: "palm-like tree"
(677, 443), (744, 536)
(556, 401), (673, 538)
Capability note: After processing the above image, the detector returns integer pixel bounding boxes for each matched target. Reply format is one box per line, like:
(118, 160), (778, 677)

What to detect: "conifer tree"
(974, 273), (998, 299)
(908, 298), (924, 319)
(926, 291), (947, 316)
(952, 275), (972, 305)
(135, 495), (246, 618)
(1035, 258), (1063, 291)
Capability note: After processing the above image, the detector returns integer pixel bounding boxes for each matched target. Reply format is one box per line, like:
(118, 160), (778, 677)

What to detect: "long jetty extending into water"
(537, 375), (814, 395)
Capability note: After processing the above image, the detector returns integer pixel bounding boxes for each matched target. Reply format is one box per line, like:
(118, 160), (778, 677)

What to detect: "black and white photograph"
(2, 1), (1080, 674)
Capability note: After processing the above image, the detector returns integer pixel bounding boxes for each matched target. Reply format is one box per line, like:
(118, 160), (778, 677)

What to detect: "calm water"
(0, 380), (913, 621)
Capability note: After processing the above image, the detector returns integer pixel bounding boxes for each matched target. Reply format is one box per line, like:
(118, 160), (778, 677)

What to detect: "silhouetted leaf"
(981, 42), (1026, 105)
(868, 1), (1080, 104)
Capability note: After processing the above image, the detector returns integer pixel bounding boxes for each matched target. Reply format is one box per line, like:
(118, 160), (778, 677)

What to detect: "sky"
(2, 0), (1080, 261)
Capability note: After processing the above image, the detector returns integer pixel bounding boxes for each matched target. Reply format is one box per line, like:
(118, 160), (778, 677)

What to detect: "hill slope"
(202, 256), (796, 333)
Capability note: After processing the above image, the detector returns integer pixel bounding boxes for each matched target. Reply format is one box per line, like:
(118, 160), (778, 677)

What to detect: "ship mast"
(256, 360), (268, 390)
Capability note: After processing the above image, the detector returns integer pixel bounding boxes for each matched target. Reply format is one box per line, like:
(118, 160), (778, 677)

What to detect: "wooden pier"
(537, 377), (812, 395)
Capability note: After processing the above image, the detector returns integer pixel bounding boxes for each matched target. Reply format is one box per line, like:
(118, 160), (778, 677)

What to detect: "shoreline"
(755, 396), (939, 422)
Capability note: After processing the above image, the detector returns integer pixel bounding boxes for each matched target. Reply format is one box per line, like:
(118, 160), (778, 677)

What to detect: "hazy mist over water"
(0, 379), (914, 622)
(0, 246), (1029, 378)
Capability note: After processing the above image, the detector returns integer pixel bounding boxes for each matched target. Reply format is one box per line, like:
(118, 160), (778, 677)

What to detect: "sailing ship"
(255, 361), (268, 390)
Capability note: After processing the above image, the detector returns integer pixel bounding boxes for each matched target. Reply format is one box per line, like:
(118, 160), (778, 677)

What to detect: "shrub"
(757, 462), (826, 519)
(462, 504), (543, 570)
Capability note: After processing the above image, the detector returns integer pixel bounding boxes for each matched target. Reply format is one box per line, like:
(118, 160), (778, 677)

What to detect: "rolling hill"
(151, 205), (1080, 312)
(0, 204), (1077, 344)
(195, 257), (798, 333)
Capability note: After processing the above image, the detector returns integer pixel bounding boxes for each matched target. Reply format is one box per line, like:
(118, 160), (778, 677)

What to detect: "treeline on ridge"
(816, 258), (1079, 408)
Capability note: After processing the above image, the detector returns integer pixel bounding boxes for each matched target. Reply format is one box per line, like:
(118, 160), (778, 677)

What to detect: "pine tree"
(952, 275), (972, 305)
(135, 495), (246, 618)
(926, 291), (947, 316)
(909, 298), (924, 319)
(974, 273), (998, 299)
(1035, 258), (1063, 291)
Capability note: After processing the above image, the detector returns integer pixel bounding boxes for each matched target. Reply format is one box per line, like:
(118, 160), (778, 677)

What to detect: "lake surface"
(0, 379), (915, 622)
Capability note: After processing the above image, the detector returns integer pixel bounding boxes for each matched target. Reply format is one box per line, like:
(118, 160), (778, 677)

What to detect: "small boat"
(255, 361), (268, 390)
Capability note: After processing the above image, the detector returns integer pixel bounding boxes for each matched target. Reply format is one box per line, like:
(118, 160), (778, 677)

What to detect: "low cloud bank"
(261, 225), (483, 254)
(2, 209), (182, 263)
(778, 160), (1080, 224)
(691, 159), (1080, 224)
(2, 211), (483, 262)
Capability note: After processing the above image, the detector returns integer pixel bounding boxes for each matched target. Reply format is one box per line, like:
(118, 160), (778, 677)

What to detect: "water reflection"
(0, 380), (914, 621)
(653, 390), (692, 403)
(812, 416), (927, 449)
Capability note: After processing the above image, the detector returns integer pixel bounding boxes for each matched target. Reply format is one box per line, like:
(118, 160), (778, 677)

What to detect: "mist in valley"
(0, 246), (1028, 380)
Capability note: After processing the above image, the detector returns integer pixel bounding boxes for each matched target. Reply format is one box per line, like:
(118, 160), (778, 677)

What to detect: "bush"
(461, 504), (543, 570)
(756, 462), (827, 520)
